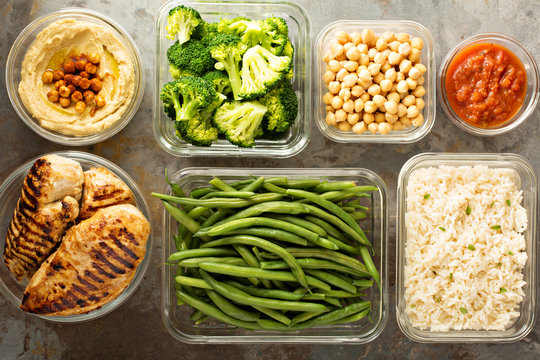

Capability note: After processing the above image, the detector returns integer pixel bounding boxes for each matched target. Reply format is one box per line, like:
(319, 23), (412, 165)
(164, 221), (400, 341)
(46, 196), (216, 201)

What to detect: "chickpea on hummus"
(18, 19), (135, 136)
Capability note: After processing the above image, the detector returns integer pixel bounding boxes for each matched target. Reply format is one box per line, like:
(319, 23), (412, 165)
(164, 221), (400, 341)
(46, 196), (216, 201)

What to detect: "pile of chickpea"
(323, 29), (427, 135)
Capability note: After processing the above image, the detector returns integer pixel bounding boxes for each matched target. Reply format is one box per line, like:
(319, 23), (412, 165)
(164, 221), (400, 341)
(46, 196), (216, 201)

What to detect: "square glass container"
(314, 20), (435, 143)
(161, 167), (388, 343)
(396, 153), (537, 342)
(153, 0), (311, 157)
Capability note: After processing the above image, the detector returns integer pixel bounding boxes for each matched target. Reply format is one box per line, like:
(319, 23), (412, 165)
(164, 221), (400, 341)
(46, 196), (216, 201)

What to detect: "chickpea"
(352, 121), (367, 134)
(324, 70), (335, 84)
(390, 83), (398, 93)
(406, 77), (417, 90)
(326, 111), (337, 126)
(416, 97), (425, 110)
(343, 73), (358, 88)
(42, 70), (54, 84)
(380, 79), (393, 92)
(83, 90), (95, 102)
(368, 122), (379, 134)
(71, 90), (83, 102)
(358, 68), (372, 82)
(336, 53), (347, 62)
(407, 105), (420, 118)
(388, 51), (402, 65)
(373, 72), (384, 85)
(356, 43), (368, 54)
(323, 92), (334, 105)
(328, 81), (340, 94)
(333, 44), (345, 57)
(382, 31), (394, 43)
(59, 85), (71, 98)
(335, 30), (349, 44)
(344, 61), (359, 72)
(378, 122), (392, 134)
(396, 71), (405, 82)
(59, 97), (71, 108)
(411, 37), (424, 50)
(328, 59), (341, 72)
(373, 52), (386, 65)
(372, 94), (386, 107)
(326, 105), (334, 112)
(385, 112), (398, 123)
(367, 48), (378, 60)
(393, 120), (403, 131)
(361, 28), (375, 45)
(381, 61), (391, 72)
(96, 93), (106, 107)
(358, 78), (372, 90)
(412, 113), (424, 127)
(400, 115), (412, 127)
(384, 68), (397, 82)
(389, 41), (401, 52)
(346, 46), (361, 61)
(343, 42), (355, 53)
(360, 92), (371, 102)
(402, 95), (416, 107)
(397, 80), (408, 93)
(54, 79), (66, 90)
(323, 50), (334, 63)
(354, 98), (365, 112)
(397, 103), (408, 117)
(375, 38), (388, 51)
(417, 76), (425, 85)
(398, 42), (412, 57)
(63, 74), (74, 85)
(363, 112), (375, 125)
(331, 95), (344, 109)
(415, 63), (427, 74)
(358, 53), (370, 66)
(364, 101), (376, 113)
(387, 92), (401, 103)
(409, 48), (421, 63)
(413, 85), (425, 97)
(342, 100), (355, 113)
(351, 85), (365, 97)
(75, 59), (87, 71)
(383, 100), (398, 114)
(347, 112), (360, 125)
(79, 71), (90, 79)
(67, 84), (77, 94)
(399, 59), (413, 73)
(335, 68), (347, 82)
(336, 109), (348, 122)
(374, 112), (385, 124)
(350, 31), (362, 45)
(47, 90), (59, 102)
(338, 121), (352, 131)
(71, 75), (82, 87)
(88, 52), (101, 64)
(408, 66), (421, 80)
(63, 61), (76, 74)
(368, 84), (381, 97)
(74, 101), (86, 114)
(368, 63), (381, 76)
(79, 77), (91, 90)
(396, 32), (410, 42)
(52, 70), (65, 82)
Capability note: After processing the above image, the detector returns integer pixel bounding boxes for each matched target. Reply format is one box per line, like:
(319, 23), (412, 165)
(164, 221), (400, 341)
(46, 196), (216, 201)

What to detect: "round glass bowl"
(0, 151), (152, 323)
(5, 8), (145, 146)
(439, 33), (539, 136)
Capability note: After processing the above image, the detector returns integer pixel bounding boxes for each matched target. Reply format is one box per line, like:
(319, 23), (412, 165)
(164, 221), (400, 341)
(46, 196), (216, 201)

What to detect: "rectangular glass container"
(314, 20), (435, 143)
(161, 167), (388, 343)
(153, 0), (311, 157)
(396, 153), (537, 342)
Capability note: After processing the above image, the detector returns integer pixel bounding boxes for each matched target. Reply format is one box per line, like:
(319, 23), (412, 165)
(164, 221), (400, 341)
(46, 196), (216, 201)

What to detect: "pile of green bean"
(152, 175), (380, 331)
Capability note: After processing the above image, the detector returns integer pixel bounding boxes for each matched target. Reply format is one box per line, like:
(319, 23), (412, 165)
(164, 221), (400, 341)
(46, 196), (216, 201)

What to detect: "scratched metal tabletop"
(1, 0), (539, 359)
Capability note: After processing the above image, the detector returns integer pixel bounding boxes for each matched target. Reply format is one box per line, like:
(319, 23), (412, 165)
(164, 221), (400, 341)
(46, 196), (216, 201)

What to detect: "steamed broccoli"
(214, 101), (267, 147)
(259, 80), (298, 139)
(167, 40), (215, 77)
(208, 34), (248, 101)
(160, 76), (218, 122)
(166, 5), (204, 44)
(175, 109), (218, 146)
(203, 70), (232, 96)
(238, 45), (292, 100)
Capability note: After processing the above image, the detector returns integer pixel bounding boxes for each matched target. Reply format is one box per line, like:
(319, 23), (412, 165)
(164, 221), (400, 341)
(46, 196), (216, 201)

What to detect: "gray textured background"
(1, 0), (539, 359)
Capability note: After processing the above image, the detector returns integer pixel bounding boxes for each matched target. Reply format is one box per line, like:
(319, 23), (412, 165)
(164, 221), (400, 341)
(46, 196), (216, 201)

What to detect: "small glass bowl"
(396, 153), (537, 342)
(5, 8), (145, 146)
(0, 151), (152, 323)
(439, 33), (540, 136)
(314, 20), (435, 143)
(161, 167), (388, 343)
(153, 0), (311, 157)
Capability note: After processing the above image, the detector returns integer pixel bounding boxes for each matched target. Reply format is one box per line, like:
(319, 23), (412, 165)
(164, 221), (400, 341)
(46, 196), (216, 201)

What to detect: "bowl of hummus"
(6, 8), (144, 145)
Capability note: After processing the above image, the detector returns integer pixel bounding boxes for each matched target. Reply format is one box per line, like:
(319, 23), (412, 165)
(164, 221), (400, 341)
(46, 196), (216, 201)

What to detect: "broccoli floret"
(238, 45), (292, 100)
(214, 101), (267, 147)
(265, 17), (289, 37)
(198, 22), (219, 43)
(218, 17), (288, 55)
(208, 34), (248, 101)
(203, 70), (232, 96)
(167, 40), (215, 77)
(259, 80), (298, 139)
(217, 16), (251, 34)
(160, 76), (218, 122)
(175, 109), (218, 146)
(166, 5), (204, 44)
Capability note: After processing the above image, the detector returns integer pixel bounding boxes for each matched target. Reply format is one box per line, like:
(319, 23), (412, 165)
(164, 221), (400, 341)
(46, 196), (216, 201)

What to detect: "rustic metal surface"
(1, 0), (539, 359)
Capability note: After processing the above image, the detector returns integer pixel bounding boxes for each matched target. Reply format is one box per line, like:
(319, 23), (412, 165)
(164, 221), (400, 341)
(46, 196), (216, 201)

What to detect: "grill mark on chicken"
(93, 250), (126, 275)
(92, 263), (116, 279)
(77, 275), (99, 291)
(98, 241), (135, 269)
(84, 269), (104, 283)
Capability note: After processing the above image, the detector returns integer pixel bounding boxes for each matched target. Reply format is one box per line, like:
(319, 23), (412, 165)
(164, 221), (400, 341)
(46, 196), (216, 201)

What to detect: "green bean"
(331, 308), (370, 325)
(240, 176), (264, 192)
(305, 269), (356, 294)
(360, 246), (380, 287)
(198, 262), (331, 291)
(321, 296), (341, 307)
(321, 289), (366, 298)
(251, 246), (264, 262)
(201, 209), (232, 228)
(211, 201), (312, 227)
(168, 248), (237, 262)
(307, 237), (340, 250)
(197, 217), (320, 243)
(201, 191), (256, 199)
(264, 177), (288, 186)
(312, 181), (357, 192)
(187, 206), (212, 221)
(200, 270), (329, 312)
(301, 294), (325, 301)
(229, 178), (257, 189)
(206, 289), (259, 322)
(349, 211), (367, 220)
(272, 215), (327, 237)
(201, 235), (309, 290)
(260, 258), (369, 278)
(303, 215), (348, 242)
(178, 257), (247, 268)
(253, 306), (291, 325)
(189, 309), (205, 322)
(286, 189), (369, 245)
(161, 201), (201, 234)
(209, 177), (236, 191)
(224, 280), (304, 301)
(176, 289), (262, 330)
(190, 186), (216, 199)
(233, 244), (266, 287)
(262, 181), (287, 194)
(352, 279), (373, 288)
(326, 235), (360, 255)
(287, 179), (322, 189)
(175, 275), (212, 289)
(195, 315), (210, 324)
(223, 227), (308, 246)
(165, 168), (188, 200)
(260, 248), (369, 276)
(290, 311), (325, 326)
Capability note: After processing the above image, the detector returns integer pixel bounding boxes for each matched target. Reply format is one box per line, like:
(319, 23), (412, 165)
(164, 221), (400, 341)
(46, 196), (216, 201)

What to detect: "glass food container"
(0, 151), (153, 323)
(153, 0), (311, 157)
(314, 20), (435, 143)
(161, 167), (388, 343)
(439, 33), (540, 136)
(5, 8), (145, 146)
(396, 153), (537, 342)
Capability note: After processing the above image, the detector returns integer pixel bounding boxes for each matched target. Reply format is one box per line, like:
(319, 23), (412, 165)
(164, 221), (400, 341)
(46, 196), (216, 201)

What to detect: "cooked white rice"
(404, 165), (528, 331)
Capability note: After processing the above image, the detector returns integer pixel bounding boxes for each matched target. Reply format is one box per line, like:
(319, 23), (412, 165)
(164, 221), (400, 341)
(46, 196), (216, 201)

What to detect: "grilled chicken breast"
(4, 155), (83, 280)
(21, 204), (151, 316)
(79, 167), (135, 220)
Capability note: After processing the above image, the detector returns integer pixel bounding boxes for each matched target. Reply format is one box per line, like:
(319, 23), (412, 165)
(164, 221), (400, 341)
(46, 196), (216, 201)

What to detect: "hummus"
(18, 19), (135, 136)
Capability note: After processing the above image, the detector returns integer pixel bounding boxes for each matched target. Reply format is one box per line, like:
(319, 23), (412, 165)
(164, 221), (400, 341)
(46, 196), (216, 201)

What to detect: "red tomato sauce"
(445, 43), (527, 128)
